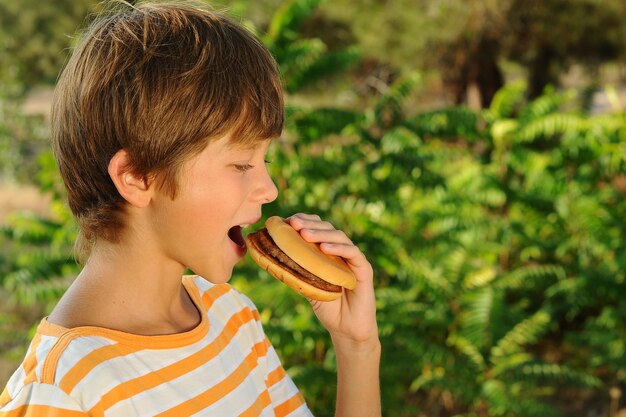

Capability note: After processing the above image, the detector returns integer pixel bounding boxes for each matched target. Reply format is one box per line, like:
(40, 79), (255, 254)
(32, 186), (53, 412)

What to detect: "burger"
(245, 216), (356, 301)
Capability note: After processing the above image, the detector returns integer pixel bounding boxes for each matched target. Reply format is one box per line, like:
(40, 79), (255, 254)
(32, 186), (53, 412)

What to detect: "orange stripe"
(237, 390), (271, 417)
(201, 284), (231, 309)
(0, 404), (87, 417)
(0, 387), (12, 405)
(266, 364), (287, 387)
(41, 330), (82, 384)
(22, 333), (43, 384)
(274, 392), (306, 417)
(154, 340), (270, 417)
(88, 307), (259, 415)
(59, 343), (144, 393)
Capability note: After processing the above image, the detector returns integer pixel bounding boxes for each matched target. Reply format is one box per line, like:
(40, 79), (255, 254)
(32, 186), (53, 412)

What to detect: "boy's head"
(51, 1), (284, 261)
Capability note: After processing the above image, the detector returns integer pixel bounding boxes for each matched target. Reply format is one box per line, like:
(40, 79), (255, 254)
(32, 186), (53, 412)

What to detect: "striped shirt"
(0, 276), (313, 417)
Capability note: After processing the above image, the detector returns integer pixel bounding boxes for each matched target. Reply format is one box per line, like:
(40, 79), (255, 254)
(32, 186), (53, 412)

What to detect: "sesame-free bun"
(245, 216), (356, 301)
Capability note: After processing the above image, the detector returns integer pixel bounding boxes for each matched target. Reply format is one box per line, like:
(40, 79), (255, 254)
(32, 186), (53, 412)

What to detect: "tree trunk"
(528, 45), (558, 98)
(473, 38), (504, 107)
(440, 36), (503, 108)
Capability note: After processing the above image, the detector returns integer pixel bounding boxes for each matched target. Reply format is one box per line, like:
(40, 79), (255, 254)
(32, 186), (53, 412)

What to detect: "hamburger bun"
(245, 216), (356, 301)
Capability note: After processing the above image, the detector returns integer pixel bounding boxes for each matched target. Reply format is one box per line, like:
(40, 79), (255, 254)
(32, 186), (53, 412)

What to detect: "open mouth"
(228, 225), (246, 248)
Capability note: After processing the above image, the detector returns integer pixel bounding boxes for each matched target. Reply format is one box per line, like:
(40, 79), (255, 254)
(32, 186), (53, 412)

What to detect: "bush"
(238, 81), (625, 416)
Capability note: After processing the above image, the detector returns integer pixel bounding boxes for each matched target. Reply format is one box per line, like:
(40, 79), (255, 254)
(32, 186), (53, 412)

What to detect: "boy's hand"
(287, 213), (382, 417)
(286, 213), (379, 349)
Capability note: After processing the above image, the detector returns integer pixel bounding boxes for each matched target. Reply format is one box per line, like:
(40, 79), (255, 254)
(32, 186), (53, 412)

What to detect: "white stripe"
(3, 382), (84, 411)
(4, 366), (26, 400)
(191, 275), (215, 294)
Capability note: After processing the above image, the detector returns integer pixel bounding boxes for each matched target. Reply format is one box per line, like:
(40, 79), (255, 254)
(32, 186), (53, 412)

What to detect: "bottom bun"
(248, 241), (342, 302)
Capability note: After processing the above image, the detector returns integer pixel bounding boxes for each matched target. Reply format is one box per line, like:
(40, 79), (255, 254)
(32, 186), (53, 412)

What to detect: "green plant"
(251, 79), (626, 416)
(1, 153), (78, 310)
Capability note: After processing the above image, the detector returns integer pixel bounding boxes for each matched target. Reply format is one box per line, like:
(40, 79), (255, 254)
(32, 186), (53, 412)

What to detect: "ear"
(108, 149), (153, 208)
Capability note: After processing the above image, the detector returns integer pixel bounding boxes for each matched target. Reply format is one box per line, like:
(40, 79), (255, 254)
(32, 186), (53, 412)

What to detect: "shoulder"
(0, 320), (108, 412)
(0, 380), (87, 415)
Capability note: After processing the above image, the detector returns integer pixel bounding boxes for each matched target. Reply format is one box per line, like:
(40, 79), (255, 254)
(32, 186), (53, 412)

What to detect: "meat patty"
(247, 228), (342, 293)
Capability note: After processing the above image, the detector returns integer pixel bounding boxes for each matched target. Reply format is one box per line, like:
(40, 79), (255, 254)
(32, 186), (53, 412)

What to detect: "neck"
(49, 229), (200, 336)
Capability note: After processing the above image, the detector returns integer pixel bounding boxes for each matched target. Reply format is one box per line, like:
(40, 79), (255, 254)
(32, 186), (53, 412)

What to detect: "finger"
(287, 213), (321, 222)
(287, 215), (334, 232)
(300, 228), (350, 244)
(286, 214), (315, 230)
(319, 242), (371, 274)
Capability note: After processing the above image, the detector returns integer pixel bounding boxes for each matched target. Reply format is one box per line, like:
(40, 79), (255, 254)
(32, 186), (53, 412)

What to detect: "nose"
(256, 166), (278, 204)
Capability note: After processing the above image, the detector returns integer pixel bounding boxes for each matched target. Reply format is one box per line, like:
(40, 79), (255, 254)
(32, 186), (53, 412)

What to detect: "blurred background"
(1, 0), (626, 416)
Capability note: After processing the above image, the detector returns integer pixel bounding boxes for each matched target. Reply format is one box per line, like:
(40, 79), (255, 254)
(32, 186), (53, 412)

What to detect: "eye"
(234, 163), (254, 173)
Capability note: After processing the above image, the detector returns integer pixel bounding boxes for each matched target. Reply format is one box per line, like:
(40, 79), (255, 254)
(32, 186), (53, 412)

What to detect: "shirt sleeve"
(264, 345), (315, 417)
(0, 382), (88, 417)
(235, 290), (314, 417)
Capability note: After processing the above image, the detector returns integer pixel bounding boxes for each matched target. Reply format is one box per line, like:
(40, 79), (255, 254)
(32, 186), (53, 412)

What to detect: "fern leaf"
(518, 90), (570, 123)
(289, 48), (360, 93)
(459, 287), (494, 350)
(373, 73), (421, 127)
(464, 267), (498, 290)
(410, 366), (446, 392)
(407, 106), (480, 140)
(490, 118), (519, 149)
(380, 126), (421, 155)
(490, 352), (534, 377)
(441, 247), (468, 282)
(4, 212), (61, 244)
(491, 310), (551, 359)
(279, 38), (326, 84)
(481, 380), (508, 416)
(399, 251), (453, 299)
(489, 80), (527, 119)
(9, 275), (71, 307)
(292, 107), (361, 144)
(264, 0), (321, 47)
(496, 264), (566, 291)
(510, 398), (561, 417)
(516, 113), (586, 143)
(512, 362), (602, 388)
(447, 334), (486, 371)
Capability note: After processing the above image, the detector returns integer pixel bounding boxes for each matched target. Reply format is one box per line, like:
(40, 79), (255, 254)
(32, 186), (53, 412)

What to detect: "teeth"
(240, 224), (250, 228)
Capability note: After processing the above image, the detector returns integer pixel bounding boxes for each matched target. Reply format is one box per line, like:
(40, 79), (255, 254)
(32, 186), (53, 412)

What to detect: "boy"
(0, 1), (380, 417)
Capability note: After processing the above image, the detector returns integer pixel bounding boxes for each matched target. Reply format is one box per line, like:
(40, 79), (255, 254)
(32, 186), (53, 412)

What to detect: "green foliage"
(0, 0), (97, 87)
(247, 78), (624, 416)
(1, 153), (79, 310)
(263, 0), (360, 92)
(0, 53), (50, 182)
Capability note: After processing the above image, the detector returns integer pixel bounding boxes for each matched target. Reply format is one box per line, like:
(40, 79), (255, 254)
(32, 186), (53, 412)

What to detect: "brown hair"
(51, 1), (284, 260)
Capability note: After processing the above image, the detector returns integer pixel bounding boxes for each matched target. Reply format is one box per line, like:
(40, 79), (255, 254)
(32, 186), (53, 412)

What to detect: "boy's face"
(147, 134), (278, 282)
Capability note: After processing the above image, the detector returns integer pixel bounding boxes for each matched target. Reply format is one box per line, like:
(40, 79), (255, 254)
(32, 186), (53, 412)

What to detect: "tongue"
(228, 226), (246, 248)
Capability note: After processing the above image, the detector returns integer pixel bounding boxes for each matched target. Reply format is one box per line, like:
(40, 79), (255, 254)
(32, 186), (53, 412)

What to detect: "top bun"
(266, 216), (356, 290)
